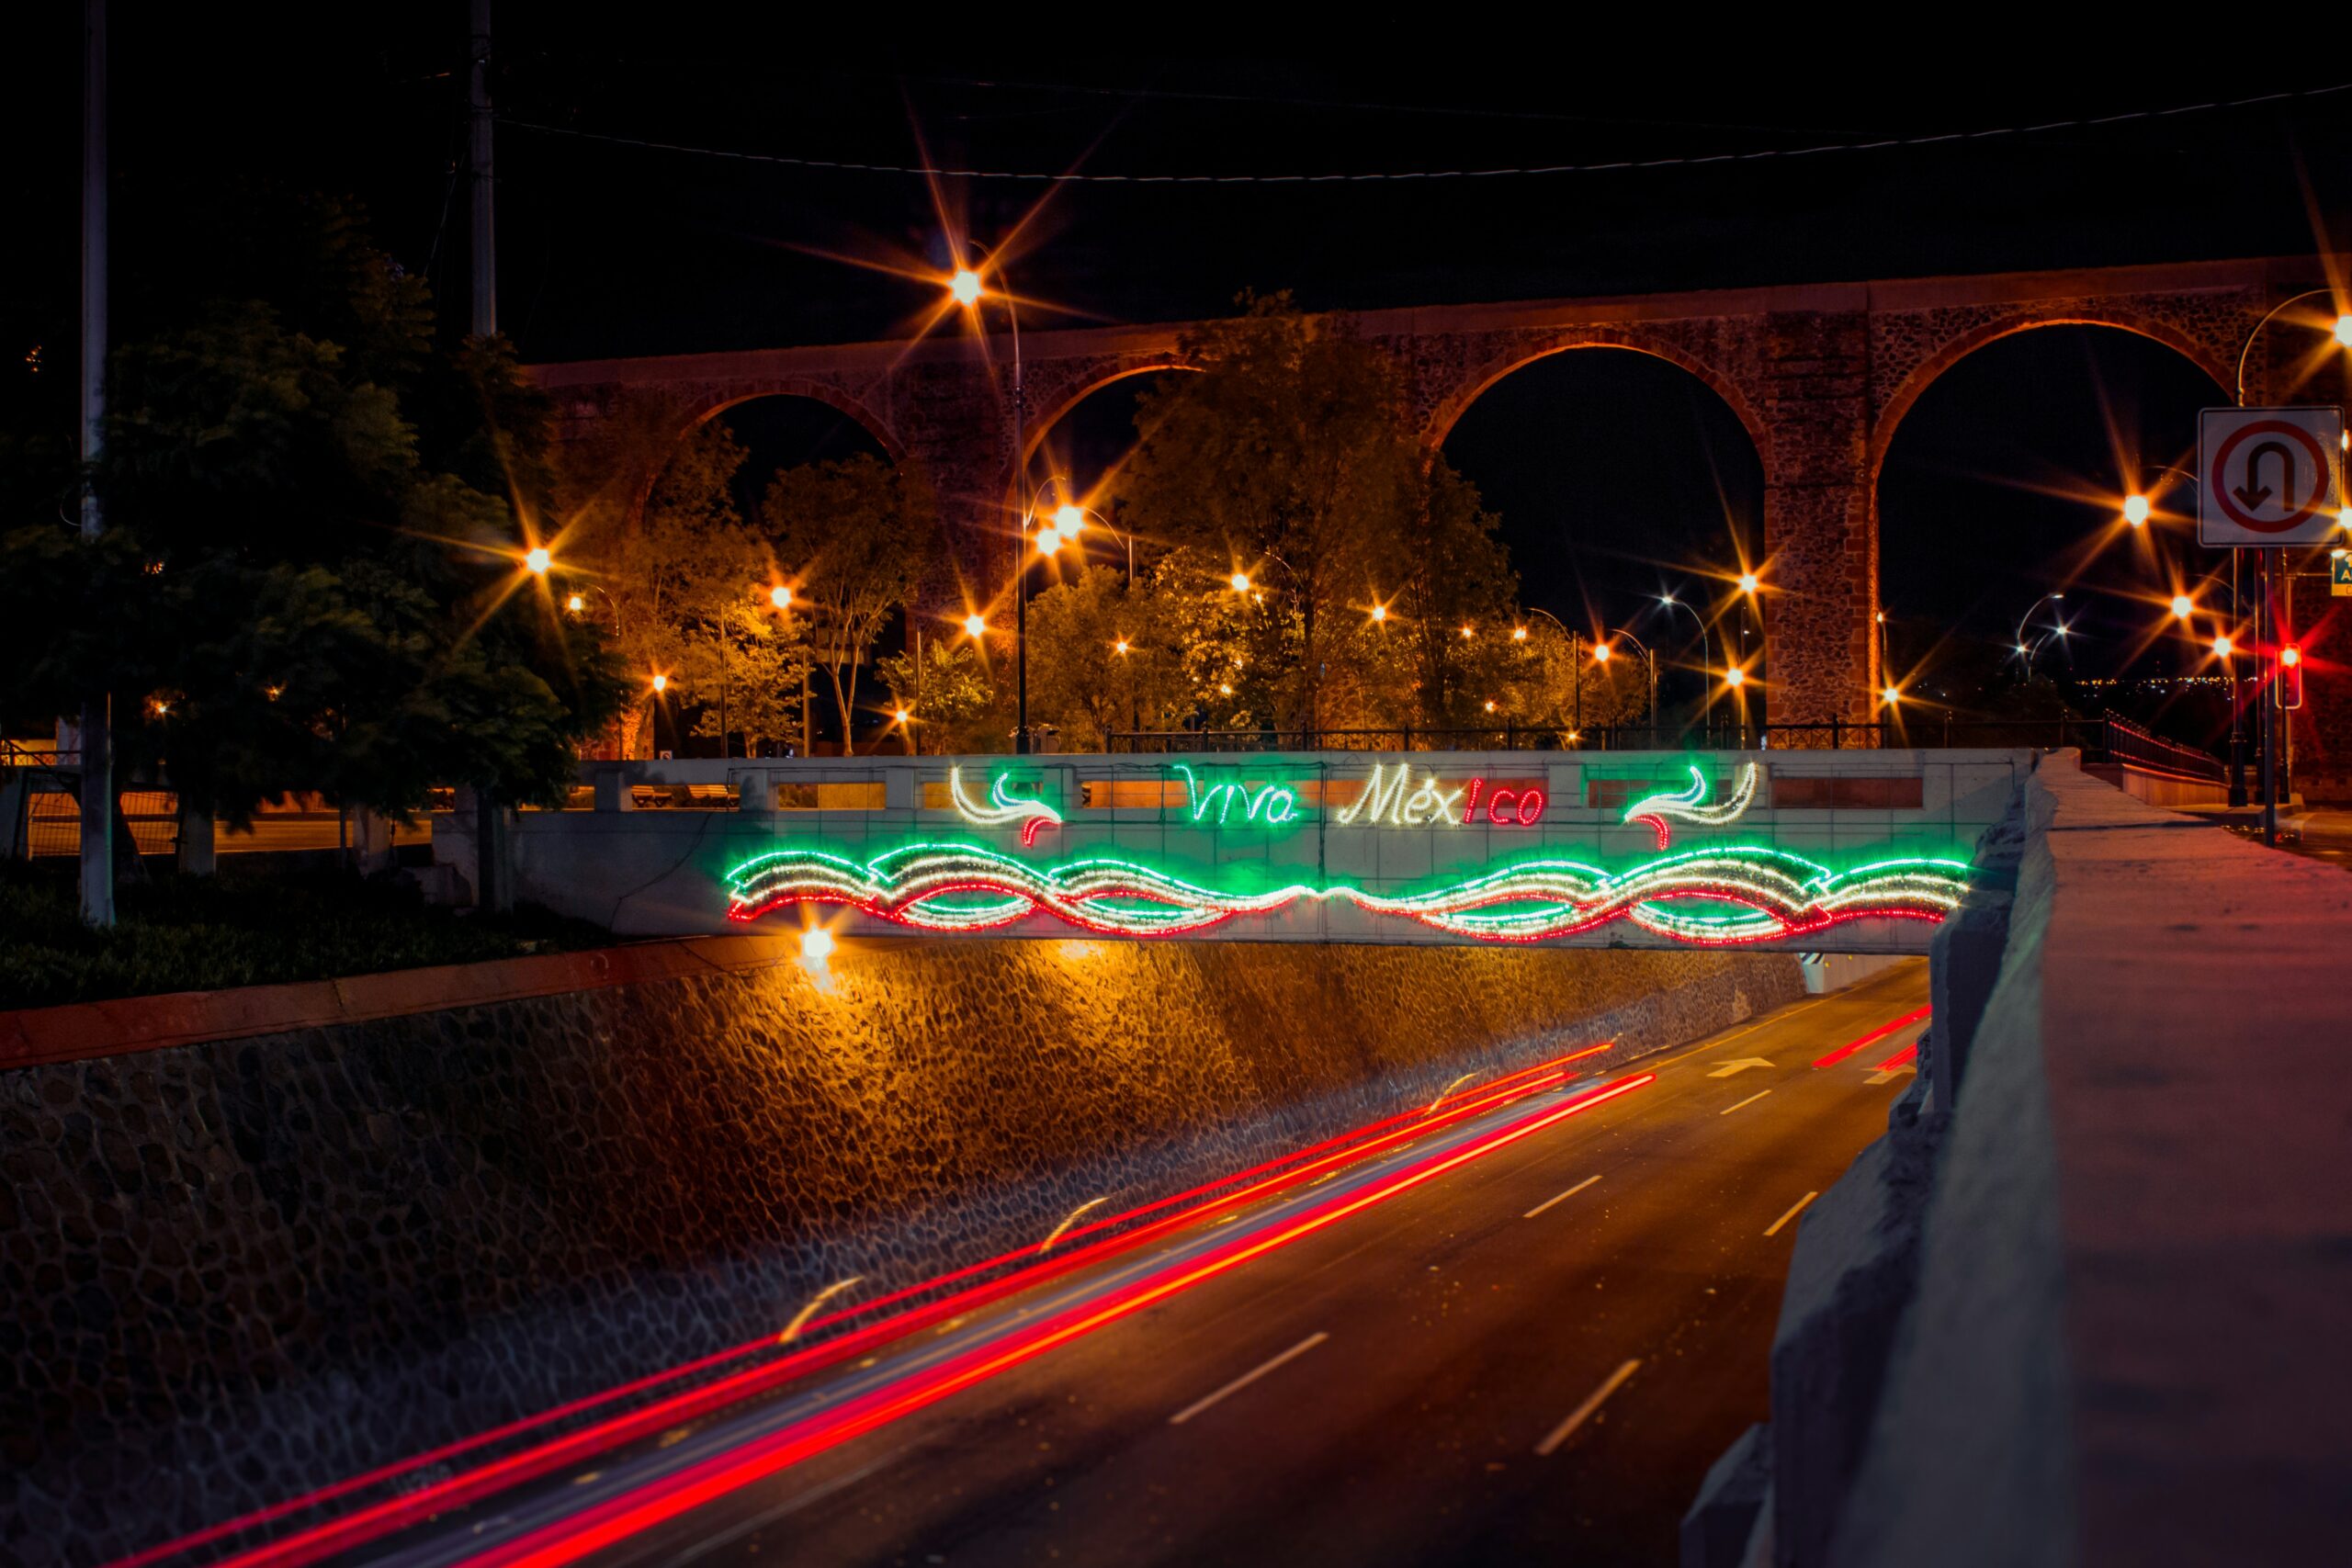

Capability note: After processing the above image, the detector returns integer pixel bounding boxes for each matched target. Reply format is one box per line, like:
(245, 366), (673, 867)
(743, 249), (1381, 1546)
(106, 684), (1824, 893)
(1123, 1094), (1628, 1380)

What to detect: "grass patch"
(0, 860), (614, 1011)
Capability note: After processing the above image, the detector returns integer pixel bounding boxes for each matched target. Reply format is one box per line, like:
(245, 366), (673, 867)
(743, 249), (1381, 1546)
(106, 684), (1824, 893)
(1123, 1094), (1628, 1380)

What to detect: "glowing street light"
(566, 593), (585, 613)
(524, 547), (551, 575)
(1054, 502), (1085, 534)
(650, 673), (668, 694)
(2170, 593), (2195, 620)
(1459, 624), (1475, 640)
(948, 269), (982, 307)
(1035, 528), (1064, 555)
(893, 706), (913, 724)
(963, 613), (988, 638)
(1371, 604), (1388, 624)
(1724, 666), (1747, 688)
(1229, 571), (1252, 593)
(1736, 571), (1760, 595)
(800, 926), (835, 962)
(2335, 314), (2352, 347)
(2213, 633), (2235, 658)
(1511, 625), (1528, 640)
(1590, 640), (1612, 663)
(2121, 493), (2152, 527)
(769, 584), (793, 609)
(1114, 638), (1130, 656)
(1882, 684), (1902, 705)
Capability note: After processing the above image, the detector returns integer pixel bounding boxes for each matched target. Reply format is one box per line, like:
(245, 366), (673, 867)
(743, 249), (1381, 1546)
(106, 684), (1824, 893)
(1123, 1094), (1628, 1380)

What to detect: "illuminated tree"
(1119, 294), (1420, 734)
(1025, 564), (1198, 748)
(763, 454), (937, 756)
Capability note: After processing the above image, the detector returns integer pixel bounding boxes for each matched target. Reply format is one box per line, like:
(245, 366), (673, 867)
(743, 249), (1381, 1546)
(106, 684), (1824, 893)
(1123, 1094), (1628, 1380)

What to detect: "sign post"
(2199, 406), (2346, 843)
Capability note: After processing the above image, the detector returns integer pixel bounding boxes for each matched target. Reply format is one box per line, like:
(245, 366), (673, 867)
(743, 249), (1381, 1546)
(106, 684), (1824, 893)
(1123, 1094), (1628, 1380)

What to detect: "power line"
(501, 81), (2352, 186)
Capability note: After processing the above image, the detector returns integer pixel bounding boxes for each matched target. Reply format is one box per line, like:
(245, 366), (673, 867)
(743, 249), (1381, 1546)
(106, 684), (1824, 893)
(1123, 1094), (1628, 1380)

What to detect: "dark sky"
(10, 12), (2352, 710)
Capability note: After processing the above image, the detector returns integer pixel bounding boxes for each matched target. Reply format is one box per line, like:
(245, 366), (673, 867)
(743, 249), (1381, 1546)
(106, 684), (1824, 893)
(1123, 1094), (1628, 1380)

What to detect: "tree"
(560, 414), (799, 757)
(1119, 294), (1421, 734)
(0, 193), (624, 836)
(1025, 564), (1199, 748)
(877, 635), (999, 754)
(1386, 462), (1521, 728)
(763, 455), (936, 755)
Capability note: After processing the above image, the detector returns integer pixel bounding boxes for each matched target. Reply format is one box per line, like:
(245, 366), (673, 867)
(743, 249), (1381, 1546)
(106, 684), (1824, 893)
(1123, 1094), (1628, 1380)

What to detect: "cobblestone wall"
(0, 940), (1802, 1566)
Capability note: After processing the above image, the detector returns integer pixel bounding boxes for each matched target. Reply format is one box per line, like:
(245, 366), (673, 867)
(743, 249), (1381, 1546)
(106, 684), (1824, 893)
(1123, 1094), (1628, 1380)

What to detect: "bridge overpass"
(437, 747), (2029, 953)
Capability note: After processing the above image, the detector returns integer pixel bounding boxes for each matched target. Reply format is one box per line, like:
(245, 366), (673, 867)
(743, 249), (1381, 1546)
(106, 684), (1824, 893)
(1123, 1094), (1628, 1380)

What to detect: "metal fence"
(1105, 714), (2225, 769)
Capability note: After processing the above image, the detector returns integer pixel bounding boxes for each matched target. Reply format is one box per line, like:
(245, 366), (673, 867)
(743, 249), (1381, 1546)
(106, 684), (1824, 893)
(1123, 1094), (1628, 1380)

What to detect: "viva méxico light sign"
(724, 761), (1970, 948)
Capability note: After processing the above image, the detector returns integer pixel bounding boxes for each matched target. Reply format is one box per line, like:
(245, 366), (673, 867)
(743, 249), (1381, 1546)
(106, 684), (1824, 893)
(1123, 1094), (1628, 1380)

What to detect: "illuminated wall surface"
(715, 753), (2020, 953)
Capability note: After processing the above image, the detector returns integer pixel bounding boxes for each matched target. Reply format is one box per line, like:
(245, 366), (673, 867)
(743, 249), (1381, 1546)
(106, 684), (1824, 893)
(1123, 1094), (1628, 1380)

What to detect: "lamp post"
(1593, 628), (1657, 737)
(1657, 593), (1715, 739)
(950, 250), (1028, 750)
(2012, 592), (2065, 677)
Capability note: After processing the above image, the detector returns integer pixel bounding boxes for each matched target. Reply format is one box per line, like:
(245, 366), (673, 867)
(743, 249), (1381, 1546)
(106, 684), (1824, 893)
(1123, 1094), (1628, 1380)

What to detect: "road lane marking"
(1764, 1191), (1818, 1236)
(1864, 1066), (1917, 1086)
(1719, 1089), (1772, 1116)
(1535, 1359), (1642, 1455)
(1170, 1332), (1329, 1426)
(1649, 995), (1835, 1071)
(1524, 1174), (1601, 1219)
(1707, 1058), (1775, 1077)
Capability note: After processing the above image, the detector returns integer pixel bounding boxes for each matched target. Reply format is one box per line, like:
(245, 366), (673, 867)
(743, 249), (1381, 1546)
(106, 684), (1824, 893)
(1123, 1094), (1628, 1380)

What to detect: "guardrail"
(1106, 714), (2223, 767)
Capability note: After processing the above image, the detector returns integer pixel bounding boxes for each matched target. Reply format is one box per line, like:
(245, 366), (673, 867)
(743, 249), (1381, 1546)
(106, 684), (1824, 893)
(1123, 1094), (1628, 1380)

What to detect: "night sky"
(11, 13), (2352, 716)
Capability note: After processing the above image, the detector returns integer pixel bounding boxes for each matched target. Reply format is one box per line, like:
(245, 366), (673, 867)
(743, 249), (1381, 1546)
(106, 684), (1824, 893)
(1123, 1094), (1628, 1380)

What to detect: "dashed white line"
(1535, 1359), (1642, 1456)
(1764, 1191), (1819, 1237)
(1524, 1174), (1601, 1219)
(1719, 1089), (1772, 1116)
(1169, 1332), (1329, 1426)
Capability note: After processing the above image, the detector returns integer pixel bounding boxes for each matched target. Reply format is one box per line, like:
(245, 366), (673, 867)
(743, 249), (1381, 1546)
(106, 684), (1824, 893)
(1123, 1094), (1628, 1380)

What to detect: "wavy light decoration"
(725, 839), (1968, 947)
(1623, 762), (1760, 848)
(948, 765), (1062, 847)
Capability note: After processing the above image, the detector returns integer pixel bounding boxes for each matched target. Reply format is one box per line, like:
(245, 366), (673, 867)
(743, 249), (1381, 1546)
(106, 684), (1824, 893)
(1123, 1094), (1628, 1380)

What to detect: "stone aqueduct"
(530, 255), (2341, 745)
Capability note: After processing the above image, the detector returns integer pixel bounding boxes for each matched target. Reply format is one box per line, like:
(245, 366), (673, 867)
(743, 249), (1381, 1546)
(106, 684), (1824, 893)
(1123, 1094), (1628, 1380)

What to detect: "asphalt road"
(346, 963), (1928, 1568)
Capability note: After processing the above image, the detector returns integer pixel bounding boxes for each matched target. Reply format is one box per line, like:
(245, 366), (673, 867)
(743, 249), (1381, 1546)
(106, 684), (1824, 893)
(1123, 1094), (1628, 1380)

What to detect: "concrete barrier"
(1689, 751), (2352, 1566)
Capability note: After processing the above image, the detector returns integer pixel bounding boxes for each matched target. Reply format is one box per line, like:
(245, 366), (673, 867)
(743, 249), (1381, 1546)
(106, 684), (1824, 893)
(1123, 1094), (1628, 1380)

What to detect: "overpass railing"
(1106, 714), (2221, 768)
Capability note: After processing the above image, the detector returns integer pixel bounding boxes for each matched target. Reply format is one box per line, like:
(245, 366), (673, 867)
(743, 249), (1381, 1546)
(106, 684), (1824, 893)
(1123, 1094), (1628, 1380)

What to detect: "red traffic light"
(2277, 644), (2305, 710)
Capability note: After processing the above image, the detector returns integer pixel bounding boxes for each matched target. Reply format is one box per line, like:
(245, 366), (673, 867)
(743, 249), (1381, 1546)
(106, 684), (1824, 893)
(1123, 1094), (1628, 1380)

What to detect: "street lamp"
(2121, 493), (2152, 528)
(2170, 592), (2195, 621)
(524, 547), (551, 575)
(948, 245), (1032, 750)
(2013, 592), (2064, 674)
(1657, 592), (1717, 738)
(1229, 571), (1252, 593)
(1593, 628), (1658, 734)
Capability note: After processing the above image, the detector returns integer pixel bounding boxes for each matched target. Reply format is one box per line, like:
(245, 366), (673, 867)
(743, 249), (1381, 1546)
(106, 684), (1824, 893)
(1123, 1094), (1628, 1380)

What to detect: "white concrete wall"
(438, 750), (2031, 953)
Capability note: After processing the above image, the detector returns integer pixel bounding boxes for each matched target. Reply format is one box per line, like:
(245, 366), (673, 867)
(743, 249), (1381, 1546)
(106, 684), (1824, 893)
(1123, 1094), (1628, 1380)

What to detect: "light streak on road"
(453, 1076), (1658, 1568)
(1523, 1174), (1601, 1219)
(1810, 1004), (1930, 1069)
(124, 1046), (1621, 1568)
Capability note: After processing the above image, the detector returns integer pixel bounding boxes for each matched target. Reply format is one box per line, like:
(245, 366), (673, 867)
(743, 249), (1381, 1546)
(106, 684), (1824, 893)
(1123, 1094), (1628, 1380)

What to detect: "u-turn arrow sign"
(2199, 407), (2346, 546)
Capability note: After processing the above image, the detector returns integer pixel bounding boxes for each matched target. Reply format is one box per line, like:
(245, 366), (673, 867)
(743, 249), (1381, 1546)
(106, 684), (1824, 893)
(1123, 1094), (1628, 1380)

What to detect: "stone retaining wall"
(2, 937), (1804, 1568)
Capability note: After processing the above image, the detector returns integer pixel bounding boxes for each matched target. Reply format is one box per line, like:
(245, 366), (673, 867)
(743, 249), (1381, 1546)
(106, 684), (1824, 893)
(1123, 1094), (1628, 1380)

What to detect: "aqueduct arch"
(534, 256), (2330, 740)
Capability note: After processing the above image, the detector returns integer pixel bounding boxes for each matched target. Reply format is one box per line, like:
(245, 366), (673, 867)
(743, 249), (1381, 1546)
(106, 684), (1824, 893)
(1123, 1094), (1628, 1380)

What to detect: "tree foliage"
(763, 454), (937, 755)
(0, 193), (623, 824)
(1119, 294), (1421, 733)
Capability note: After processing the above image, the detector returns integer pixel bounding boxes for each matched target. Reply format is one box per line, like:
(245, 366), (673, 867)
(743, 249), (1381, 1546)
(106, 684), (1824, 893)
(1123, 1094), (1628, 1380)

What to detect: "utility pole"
(467, 0), (495, 339)
(78, 0), (114, 927)
(466, 0), (510, 908)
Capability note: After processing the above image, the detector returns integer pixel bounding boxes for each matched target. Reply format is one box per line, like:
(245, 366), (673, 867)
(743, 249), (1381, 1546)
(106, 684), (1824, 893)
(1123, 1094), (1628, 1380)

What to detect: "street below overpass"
(354, 964), (1928, 1568)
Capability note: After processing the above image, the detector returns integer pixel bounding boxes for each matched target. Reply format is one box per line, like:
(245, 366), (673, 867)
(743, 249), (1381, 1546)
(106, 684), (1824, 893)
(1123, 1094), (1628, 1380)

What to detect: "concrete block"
(1683, 1423), (1772, 1568)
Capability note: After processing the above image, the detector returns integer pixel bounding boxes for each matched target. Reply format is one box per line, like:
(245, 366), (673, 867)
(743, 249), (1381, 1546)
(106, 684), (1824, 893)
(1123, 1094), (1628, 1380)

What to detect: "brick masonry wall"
(0, 940), (1804, 1568)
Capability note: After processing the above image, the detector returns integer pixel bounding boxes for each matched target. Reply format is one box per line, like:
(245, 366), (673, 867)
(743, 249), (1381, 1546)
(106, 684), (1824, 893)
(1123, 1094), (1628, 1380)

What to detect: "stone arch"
(1018, 355), (1201, 470)
(1866, 310), (2233, 498)
(1417, 330), (1772, 472)
(683, 377), (908, 468)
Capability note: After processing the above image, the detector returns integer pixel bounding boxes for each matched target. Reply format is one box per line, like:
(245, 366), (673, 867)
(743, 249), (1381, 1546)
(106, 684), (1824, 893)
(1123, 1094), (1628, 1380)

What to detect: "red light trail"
(1810, 1004), (1931, 1069)
(123, 1048), (1625, 1568)
(455, 1075), (1657, 1568)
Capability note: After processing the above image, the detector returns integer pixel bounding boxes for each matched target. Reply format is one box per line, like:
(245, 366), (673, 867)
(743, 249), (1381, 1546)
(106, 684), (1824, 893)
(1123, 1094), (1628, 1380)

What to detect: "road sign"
(2334, 552), (2352, 596)
(2199, 407), (2346, 547)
